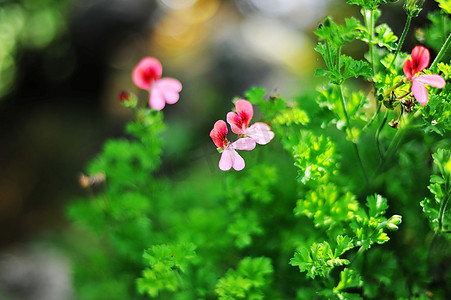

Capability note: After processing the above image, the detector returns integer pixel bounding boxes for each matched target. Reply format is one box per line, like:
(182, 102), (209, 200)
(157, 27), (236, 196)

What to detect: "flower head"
(227, 99), (275, 144)
(403, 46), (429, 81)
(132, 57), (182, 110)
(403, 46), (445, 106)
(210, 120), (255, 171)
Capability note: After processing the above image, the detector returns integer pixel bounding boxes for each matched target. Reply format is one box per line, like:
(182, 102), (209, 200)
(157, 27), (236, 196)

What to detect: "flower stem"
(389, 15), (412, 69)
(337, 84), (369, 184)
(430, 32), (451, 70)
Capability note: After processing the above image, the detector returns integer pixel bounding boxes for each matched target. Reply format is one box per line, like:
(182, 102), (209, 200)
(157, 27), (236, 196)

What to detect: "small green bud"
(403, 0), (425, 17)
(119, 91), (138, 109)
(387, 214), (402, 230)
(322, 17), (332, 28)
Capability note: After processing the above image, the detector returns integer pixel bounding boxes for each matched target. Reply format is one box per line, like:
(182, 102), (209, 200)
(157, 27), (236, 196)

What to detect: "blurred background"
(0, 0), (440, 298)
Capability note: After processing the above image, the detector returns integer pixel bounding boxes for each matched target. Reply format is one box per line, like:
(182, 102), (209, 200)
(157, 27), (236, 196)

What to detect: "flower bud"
(387, 214), (402, 230)
(119, 91), (138, 108)
(403, 0), (425, 17)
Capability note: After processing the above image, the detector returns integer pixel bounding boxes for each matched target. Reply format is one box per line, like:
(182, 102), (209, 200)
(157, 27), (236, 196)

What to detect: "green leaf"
(424, 10), (451, 53)
(295, 183), (359, 229)
(335, 235), (355, 257)
(290, 241), (351, 279)
(215, 257), (273, 300)
(374, 23), (398, 50)
(340, 55), (372, 80)
(347, 0), (397, 9)
(292, 133), (340, 185)
(366, 194), (389, 218)
(334, 268), (363, 293)
(435, 0), (451, 14)
(421, 148), (451, 232)
(228, 211), (263, 249)
(315, 17), (361, 47)
(137, 243), (197, 297)
(245, 87), (286, 120)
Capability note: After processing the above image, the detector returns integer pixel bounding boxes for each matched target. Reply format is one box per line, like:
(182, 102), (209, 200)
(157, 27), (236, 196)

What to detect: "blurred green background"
(0, 0), (441, 299)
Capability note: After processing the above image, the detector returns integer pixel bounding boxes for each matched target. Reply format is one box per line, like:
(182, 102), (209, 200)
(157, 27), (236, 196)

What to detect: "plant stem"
(430, 32), (451, 70)
(372, 110), (418, 180)
(438, 172), (450, 232)
(383, 80), (406, 98)
(366, 9), (376, 75)
(438, 194), (449, 232)
(337, 84), (369, 184)
(389, 15), (412, 69)
(363, 101), (382, 131)
(376, 110), (389, 159)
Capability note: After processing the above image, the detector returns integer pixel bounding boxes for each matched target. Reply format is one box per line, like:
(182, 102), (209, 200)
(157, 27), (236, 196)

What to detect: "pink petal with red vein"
(411, 80), (429, 106)
(413, 74), (446, 89)
(235, 99), (253, 127)
(232, 138), (256, 151)
(227, 112), (245, 135)
(132, 57), (162, 90)
(411, 46), (430, 72)
(246, 122), (275, 145)
(210, 120), (228, 149)
(403, 59), (414, 81)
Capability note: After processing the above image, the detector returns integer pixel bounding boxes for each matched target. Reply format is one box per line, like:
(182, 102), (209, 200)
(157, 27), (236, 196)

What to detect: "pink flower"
(210, 120), (256, 171)
(403, 46), (445, 106)
(132, 57), (182, 110)
(226, 99), (275, 144)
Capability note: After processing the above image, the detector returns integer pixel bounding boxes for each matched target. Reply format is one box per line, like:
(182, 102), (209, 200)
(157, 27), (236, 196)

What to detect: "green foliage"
(420, 62), (451, 135)
(350, 195), (398, 249)
(347, 0), (397, 10)
(424, 10), (451, 54)
(374, 23), (398, 50)
(333, 268), (363, 296)
(137, 243), (197, 297)
(315, 17), (361, 48)
(421, 149), (451, 232)
(290, 235), (354, 279)
(294, 183), (358, 229)
(293, 133), (339, 184)
(435, 0), (451, 14)
(215, 257), (273, 300)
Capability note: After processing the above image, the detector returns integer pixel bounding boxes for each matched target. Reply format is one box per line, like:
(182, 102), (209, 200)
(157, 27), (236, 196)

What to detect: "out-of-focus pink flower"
(227, 99), (275, 144)
(210, 120), (256, 171)
(132, 57), (182, 110)
(403, 46), (445, 106)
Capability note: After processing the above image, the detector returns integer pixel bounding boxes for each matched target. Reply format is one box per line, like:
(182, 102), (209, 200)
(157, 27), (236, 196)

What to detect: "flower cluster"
(403, 46), (445, 106)
(210, 100), (274, 171)
(132, 57), (182, 110)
